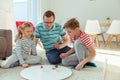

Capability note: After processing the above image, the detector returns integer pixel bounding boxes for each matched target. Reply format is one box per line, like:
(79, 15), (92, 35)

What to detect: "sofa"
(0, 29), (12, 59)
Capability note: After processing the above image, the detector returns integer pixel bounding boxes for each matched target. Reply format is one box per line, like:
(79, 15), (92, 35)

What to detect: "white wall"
(40, 0), (120, 30)
(39, 0), (120, 41)
(38, 0), (51, 22)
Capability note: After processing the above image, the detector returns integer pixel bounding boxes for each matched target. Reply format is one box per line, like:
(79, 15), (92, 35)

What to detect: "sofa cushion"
(0, 37), (7, 54)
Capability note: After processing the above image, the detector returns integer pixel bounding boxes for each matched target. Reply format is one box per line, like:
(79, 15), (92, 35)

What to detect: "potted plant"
(106, 16), (111, 23)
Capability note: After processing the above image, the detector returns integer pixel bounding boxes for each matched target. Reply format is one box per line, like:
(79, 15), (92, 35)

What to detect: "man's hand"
(54, 42), (60, 49)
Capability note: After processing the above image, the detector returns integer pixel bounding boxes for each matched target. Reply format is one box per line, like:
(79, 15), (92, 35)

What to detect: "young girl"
(0, 22), (42, 68)
(60, 18), (96, 70)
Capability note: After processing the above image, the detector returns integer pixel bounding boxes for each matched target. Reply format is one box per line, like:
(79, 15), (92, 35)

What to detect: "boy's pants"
(62, 39), (89, 66)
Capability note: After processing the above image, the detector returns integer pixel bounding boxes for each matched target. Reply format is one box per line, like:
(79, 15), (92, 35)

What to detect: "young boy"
(60, 18), (96, 70)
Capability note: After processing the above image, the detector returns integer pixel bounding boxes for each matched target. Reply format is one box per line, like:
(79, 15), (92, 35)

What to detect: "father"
(34, 10), (71, 64)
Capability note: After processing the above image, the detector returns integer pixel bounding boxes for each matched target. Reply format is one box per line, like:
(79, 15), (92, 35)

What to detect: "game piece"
(40, 65), (43, 69)
(52, 67), (55, 70)
(55, 65), (58, 68)
(71, 66), (75, 70)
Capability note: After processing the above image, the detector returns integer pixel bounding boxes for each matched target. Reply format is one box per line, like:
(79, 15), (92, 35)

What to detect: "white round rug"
(20, 65), (72, 80)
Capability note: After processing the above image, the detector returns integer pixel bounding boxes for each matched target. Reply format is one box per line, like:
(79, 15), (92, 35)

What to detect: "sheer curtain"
(0, 0), (14, 30)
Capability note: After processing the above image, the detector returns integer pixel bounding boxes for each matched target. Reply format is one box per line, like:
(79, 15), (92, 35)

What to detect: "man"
(34, 10), (71, 64)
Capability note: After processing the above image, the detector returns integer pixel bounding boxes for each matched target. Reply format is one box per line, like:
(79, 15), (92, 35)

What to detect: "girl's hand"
(60, 53), (68, 58)
(22, 63), (29, 68)
(29, 48), (32, 55)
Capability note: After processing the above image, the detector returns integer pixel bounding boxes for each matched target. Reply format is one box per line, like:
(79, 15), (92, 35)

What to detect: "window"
(13, 0), (38, 36)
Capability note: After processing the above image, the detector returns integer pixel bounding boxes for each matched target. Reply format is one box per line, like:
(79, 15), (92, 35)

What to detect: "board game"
(20, 65), (72, 80)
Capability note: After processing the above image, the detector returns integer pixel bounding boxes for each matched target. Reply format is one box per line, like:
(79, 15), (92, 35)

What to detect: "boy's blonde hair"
(64, 18), (80, 30)
(15, 22), (34, 42)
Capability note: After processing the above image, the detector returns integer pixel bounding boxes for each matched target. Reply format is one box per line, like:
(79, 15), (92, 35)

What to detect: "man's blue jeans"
(46, 46), (71, 64)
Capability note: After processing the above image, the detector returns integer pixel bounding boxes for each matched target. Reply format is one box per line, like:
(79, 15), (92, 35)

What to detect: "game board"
(20, 65), (72, 80)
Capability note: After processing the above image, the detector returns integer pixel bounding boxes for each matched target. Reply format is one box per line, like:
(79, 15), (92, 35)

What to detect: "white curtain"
(0, 0), (14, 30)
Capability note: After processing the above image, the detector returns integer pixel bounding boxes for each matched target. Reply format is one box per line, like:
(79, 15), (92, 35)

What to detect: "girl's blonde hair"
(15, 22), (34, 42)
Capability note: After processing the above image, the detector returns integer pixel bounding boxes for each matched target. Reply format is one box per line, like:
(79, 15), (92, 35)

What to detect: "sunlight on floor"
(95, 48), (120, 67)
(96, 48), (120, 56)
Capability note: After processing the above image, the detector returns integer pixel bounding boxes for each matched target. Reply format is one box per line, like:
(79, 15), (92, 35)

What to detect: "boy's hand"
(75, 63), (84, 70)
(22, 63), (29, 68)
(60, 53), (68, 58)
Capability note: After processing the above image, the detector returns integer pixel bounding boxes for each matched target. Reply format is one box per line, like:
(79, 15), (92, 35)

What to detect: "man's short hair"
(43, 10), (55, 19)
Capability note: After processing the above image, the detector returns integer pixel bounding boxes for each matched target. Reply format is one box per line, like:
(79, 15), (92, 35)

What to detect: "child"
(60, 18), (96, 70)
(0, 22), (42, 68)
